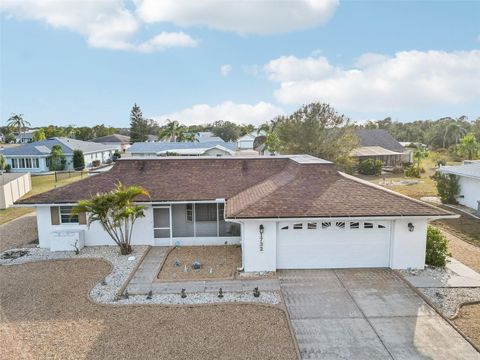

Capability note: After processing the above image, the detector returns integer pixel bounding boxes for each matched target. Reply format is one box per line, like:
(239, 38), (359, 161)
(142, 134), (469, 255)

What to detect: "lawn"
(0, 259), (297, 360)
(0, 171), (88, 225)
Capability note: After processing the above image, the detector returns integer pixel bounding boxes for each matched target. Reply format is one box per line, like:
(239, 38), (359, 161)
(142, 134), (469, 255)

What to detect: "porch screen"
(153, 208), (170, 238)
(195, 204), (217, 236)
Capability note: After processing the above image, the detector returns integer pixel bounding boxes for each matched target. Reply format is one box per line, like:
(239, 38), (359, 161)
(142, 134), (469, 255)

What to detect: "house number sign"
(259, 224), (265, 252)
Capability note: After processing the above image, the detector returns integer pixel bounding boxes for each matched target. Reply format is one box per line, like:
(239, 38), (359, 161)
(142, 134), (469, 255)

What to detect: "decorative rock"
(146, 290), (153, 300)
(174, 259), (181, 267)
(181, 288), (187, 298)
(127, 256), (135, 261)
(192, 260), (201, 270)
(183, 265), (188, 273)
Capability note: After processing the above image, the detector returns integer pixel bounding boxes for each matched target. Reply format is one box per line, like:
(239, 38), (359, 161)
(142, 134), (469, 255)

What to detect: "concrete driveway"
(279, 269), (479, 360)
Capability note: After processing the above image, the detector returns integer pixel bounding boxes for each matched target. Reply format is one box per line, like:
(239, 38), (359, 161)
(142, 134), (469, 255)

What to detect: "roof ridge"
(339, 172), (454, 216)
(226, 161), (300, 217)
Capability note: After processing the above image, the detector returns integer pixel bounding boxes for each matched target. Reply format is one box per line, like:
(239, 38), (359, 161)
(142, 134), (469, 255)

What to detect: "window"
(25, 158), (32, 168)
(293, 223), (303, 230)
(350, 222), (360, 229)
(59, 206), (79, 224)
(364, 222), (374, 229)
(218, 203), (225, 221)
(321, 222), (331, 229)
(11, 159), (17, 168)
(34, 158), (39, 168)
(335, 222), (346, 229)
(20, 158), (25, 168)
(186, 204), (193, 222)
(195, 204), (217, 221)
(307, 222), (317, 229)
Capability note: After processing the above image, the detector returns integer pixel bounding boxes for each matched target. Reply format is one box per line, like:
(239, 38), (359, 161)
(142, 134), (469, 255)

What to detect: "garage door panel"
(277, 221), (391, 269)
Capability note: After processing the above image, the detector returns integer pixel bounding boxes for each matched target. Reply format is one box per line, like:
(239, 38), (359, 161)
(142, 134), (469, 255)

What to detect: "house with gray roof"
(1, 137), (118, 173)
(352, 129), (412, 167)
(128, 140), (237, 157)
(91, 134), (131, 152)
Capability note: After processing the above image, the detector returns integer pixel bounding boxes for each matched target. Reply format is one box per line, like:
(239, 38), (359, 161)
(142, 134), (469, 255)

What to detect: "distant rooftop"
(128, 140), (237, 154)
(438, 162), (480, 180)
(355, 129), (404, 152)
(91, 134), (130, 144)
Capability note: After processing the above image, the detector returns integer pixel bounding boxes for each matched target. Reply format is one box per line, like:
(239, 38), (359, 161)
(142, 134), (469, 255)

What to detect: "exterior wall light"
(408, 222), (415, 232)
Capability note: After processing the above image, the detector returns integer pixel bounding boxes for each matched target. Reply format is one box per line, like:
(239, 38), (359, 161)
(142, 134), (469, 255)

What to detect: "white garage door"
(277, 220), (391, 269)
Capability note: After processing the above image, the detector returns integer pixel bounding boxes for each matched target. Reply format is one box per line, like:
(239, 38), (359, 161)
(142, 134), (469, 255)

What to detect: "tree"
(73, 149), (85, 170)
(33, 128), (46, 142)
(7, 113), (30, 136)
(48, 144), (66, 171)
(0, 154), (6, 172)
(413, 147), (428, 169)
(443, 118), (467, 148)
(159, 119), (184, 142)
(264, 131), (280, 153)
(72, 183), (149, 255)
(129, 103), (149, 142)
(432, 172), (460, 204)
(274, 103), (359, 164)
(457, 133), (479, 160)
(425, 226), (450, 267)
(211, 120), (241, 142)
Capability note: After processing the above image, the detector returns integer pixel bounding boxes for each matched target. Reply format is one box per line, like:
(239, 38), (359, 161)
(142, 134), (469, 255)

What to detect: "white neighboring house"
(236, 130), (265, 151)
(438, 161), (480, 212)
(16, 155), (455, 271)
(128, 141), (236, 157)
(15, 130), (36, 144)
(2, 137), (118, 173)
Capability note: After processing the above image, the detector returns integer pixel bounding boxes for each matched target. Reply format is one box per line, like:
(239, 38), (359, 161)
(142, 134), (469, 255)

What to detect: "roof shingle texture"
(18, 157), (452, 218)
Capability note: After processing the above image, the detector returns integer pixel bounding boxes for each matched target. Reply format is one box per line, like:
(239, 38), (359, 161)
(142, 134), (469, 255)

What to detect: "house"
(15, 130), (36, 144)
(128, 141), (236, 157)
(15, 155), (455, 271)
(145, 134), (159, 142)
(2, 137), (118, 173)
(352, 129), (412, 167)
(438, 161), (480, 212)
(91, 134), (131, 152)
(237, 131), (265, 151)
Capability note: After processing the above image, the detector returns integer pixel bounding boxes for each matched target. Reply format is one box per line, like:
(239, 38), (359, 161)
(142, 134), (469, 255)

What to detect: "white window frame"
(59, 206), (79, 224)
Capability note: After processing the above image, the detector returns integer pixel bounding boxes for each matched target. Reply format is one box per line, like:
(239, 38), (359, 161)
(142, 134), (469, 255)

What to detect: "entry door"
(153, 207), (171, 246)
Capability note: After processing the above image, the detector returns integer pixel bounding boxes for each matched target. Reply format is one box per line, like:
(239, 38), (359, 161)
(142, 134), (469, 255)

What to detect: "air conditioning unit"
(51, 230), (85, 252)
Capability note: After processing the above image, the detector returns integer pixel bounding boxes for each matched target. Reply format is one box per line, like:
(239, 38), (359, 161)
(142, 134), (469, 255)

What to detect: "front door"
(153, 206), (171, 246)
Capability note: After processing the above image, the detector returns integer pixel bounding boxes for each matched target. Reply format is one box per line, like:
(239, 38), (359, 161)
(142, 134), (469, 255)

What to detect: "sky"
(0, 0), (479, 128)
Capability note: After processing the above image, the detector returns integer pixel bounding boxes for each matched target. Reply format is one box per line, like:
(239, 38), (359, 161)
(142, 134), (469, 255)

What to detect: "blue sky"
(1, 0), (479, 128)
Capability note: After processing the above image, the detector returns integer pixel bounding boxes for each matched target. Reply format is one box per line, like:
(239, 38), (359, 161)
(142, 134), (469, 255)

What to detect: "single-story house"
(438, 161), (480, 212)
(91, 134), (130, 152)
(353, 129), (412, 167)
(16, 155), (455, 271)
(237, 130), (266, 151)
(15, 130), (36, 144)
(2, 137), (118, 173)
(128, 141), (237, 157)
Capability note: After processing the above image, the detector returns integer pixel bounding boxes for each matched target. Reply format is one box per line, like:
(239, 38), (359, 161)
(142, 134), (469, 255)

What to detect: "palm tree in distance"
(7, 113), (31, 137)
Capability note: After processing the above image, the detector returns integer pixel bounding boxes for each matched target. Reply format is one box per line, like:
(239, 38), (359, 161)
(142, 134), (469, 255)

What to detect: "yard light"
(253, 287), (260, 298)
(408, 223), (415, 232)
(218, 288), (224, 299)
(146, 290), (153, 300)
(181, 288), (187, 298)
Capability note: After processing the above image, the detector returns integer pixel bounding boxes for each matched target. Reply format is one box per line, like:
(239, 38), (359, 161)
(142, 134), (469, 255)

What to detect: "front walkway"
(127, 246), (280, 295)
(279, 269), (479, 359)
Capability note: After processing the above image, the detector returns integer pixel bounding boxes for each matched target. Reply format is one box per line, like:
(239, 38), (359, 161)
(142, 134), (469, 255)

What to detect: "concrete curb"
(394, 269), (480, 354)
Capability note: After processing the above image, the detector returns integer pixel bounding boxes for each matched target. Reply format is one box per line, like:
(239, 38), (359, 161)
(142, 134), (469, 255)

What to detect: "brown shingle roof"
(18, 157), (453, 219)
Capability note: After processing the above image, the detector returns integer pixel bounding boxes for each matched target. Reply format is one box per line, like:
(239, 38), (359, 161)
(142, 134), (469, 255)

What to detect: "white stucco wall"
(389, 219), (428, 269)
(457, 176), (480, 210)
(241, 220), (277, 272)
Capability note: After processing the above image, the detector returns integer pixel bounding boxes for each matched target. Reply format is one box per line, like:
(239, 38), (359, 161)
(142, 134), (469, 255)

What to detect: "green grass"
(0, 171), (88, 225)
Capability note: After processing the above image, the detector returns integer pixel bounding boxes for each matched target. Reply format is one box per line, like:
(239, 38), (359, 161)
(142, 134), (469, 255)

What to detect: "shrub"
(403, 165), (420, 178)
(92, 160), (101, 167)
(431, 172), (460, 204)
(73, 149), (85, 170)
(425, 226), (450, 267)
(358, 158), (383, 176)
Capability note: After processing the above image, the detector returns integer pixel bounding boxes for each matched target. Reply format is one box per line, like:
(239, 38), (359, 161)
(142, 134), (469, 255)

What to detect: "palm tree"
(176, 131), (197, 142)
(72, 183), (149, 255)
(7, 113), (30, 137)
(458, 133), (479, 160)
(443, 118), (467, 148)
(159, 119), (185, 142)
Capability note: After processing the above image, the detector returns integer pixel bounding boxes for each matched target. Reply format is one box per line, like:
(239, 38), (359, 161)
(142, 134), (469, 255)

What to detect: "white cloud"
(136, 0), (339, 34)
(266, 50), (480, 112)
(0, 0), (198, 52)
(154, 101), (285, 126)
(220, 64), (232, 77)
(265, 55), (333, 81)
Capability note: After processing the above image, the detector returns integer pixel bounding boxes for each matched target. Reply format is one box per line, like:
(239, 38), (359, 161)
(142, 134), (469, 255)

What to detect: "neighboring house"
(128, 141), (236, 157)
(237, 131), (265, 151)
(438, 161), (480, 212)
(91, 134), (131, 152)
(2, 137), (117, 173)
(0, 172), (31, 209)
(16, 155), (454, 271)
(15, 130), (36, 144)
(146, 134), (159, 142)
(352, 129), (412, 167)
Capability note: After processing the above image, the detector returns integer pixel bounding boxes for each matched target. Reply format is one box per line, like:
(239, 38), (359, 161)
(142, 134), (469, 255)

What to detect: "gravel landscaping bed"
(453, 303), (480, 348)
(158, 245), (241, 281)
(420, 287), (480, 318)
(0, 259), (297, 360)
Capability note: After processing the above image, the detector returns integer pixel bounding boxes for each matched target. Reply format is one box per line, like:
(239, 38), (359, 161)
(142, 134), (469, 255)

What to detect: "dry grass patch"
(0, 259), (297, 360)
(0, 213), (38, 252)
(158, 245), (241, 281)
(453, 303), (480, 349)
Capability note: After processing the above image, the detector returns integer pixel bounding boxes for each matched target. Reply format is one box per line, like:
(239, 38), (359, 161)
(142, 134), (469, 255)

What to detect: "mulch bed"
(453, 303), (480, 349)
(158, 246), (242, 281)
(0, 259), (296, 360)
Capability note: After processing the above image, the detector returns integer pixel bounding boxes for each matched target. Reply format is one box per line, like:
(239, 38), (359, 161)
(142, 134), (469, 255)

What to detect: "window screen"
(60, 206), (79, 224)
(195, 204), (217, 222)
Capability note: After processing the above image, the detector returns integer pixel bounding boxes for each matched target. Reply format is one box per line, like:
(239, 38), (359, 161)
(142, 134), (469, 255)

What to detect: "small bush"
(425, 226), (450, 267)
(358, 158), (383, 176)
(403, 165), (420, 178)
(92, 160), (101, 167)
(73, 149), (85, 170)
(431, 172), (460, 204)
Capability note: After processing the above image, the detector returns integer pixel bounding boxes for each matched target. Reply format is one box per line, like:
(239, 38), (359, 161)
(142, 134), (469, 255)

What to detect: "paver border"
(117, 245), (152, 297)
